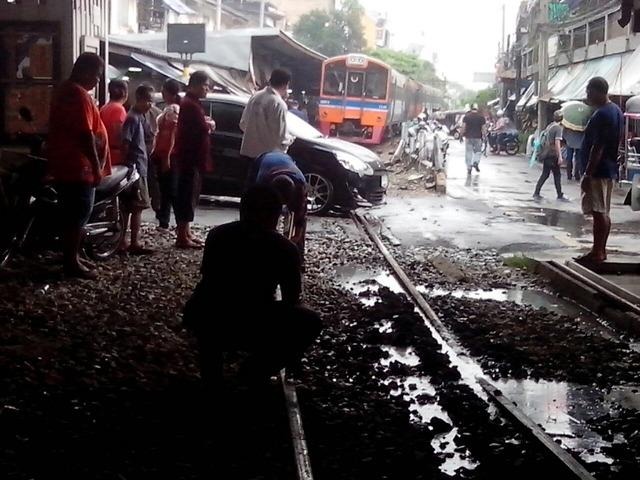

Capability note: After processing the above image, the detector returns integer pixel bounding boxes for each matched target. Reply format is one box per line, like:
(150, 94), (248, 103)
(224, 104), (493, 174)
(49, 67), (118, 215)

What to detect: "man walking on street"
(534, 110), (568, 202)
(240, 69), (292, 185)
(47, 53), (111, 279)
(461, 104), (485, 175)
(173, 71), (213, 249)
(578, 77), (624, 265)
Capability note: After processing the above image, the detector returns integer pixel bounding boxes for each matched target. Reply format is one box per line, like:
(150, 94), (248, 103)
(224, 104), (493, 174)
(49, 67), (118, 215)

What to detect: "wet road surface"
(373, 141), (639, 262)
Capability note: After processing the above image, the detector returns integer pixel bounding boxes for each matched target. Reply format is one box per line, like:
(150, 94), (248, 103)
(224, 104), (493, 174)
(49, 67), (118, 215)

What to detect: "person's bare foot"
(128, 244), (154, 255)
(175, 238), (204, 249)
(187, 231), (204, 245)
(63, 263), (97, 280)
(575, 252), (607, 265)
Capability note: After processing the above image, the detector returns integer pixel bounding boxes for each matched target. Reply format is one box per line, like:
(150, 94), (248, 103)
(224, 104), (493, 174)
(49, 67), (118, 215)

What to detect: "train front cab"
(318, 55), (390, 145)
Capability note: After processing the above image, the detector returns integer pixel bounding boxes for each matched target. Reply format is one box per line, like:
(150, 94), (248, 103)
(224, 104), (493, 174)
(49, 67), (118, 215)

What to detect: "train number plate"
(346, 54), (368, 68)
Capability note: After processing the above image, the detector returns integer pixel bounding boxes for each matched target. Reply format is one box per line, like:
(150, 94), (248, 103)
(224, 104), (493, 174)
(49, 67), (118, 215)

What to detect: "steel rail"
(352, 210), (597, 480)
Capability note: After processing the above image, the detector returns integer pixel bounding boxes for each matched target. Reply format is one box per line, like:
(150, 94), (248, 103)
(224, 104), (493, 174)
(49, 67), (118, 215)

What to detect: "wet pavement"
(374, 141), (639, 262)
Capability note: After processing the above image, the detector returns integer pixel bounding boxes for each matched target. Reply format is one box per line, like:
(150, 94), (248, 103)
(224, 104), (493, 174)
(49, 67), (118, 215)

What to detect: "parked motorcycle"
(0, 152), (138, 268)
(488, 130), (521, 155)
(431, 122), (450, 166)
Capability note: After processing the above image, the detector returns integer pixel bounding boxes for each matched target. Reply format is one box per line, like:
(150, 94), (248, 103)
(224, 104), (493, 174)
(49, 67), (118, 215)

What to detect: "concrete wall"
(0, 0), (108, 78)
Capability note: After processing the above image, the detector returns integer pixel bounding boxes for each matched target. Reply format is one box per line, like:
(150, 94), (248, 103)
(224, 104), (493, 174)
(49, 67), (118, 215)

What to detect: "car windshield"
(287, 112), (323, 139)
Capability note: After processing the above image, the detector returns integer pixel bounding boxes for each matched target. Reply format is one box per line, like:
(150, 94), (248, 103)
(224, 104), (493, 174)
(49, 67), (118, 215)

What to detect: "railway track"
(537, 259), (640, 335)
(282, 211), (639, 480)
(350, 210), (600, 480)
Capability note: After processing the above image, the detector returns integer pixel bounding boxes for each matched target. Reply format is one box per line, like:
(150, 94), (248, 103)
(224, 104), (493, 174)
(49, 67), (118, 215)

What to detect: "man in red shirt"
(172, 71), (214, 248)
(100, 80), (128, 166)
(47, 52), (111, 279)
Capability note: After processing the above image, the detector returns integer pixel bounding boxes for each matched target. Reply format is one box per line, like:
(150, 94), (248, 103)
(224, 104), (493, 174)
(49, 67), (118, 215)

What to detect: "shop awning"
(516, 83), (535, 110)
(131, 53), (184, 82)
(162, 0), (195, 15)
(610, 47), (640, 96)
(187, 62), (253, 97)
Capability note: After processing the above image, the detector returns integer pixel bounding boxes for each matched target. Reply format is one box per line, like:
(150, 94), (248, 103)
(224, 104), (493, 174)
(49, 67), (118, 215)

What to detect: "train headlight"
(335, 151), (374, 177)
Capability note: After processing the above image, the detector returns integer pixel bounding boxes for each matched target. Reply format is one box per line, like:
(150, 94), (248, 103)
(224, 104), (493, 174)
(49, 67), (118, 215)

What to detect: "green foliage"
(368, 48), (442, 86)
(293, 0), (366, 57)
(458, 87), (498, 109)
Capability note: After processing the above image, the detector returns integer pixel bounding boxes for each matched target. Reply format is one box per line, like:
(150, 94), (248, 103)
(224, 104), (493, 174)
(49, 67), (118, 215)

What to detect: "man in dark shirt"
(172, 70), (213, 249)
(255, 151), (308, 258)
(579, 77), (624, 264)
(461, 104), (486, 175)
(183, 185), (322, 387)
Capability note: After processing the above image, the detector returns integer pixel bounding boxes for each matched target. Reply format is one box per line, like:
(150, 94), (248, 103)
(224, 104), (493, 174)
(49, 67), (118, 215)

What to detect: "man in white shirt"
(240, 69), (292, 186)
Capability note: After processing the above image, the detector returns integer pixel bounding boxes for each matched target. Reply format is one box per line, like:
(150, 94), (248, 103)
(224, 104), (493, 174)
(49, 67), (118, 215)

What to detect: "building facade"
(498, 0), (640, 128)
(0, 0), (109, 139)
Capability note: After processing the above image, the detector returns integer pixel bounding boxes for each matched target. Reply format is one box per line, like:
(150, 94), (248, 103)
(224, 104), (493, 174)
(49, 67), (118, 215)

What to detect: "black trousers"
(195, 304), (322, 386)
(174, 166), (199, 223)
(534, 157), (563, 198)
(156, 169), (175, 228)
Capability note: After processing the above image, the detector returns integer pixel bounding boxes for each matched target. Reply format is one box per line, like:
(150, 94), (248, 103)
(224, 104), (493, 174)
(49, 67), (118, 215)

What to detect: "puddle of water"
(421, 286), (584, 317)
(383, 350), (477, 476)
(519, 207), (589, 237)
(494, 379), (640, 464)
(334, 265), (400, 306)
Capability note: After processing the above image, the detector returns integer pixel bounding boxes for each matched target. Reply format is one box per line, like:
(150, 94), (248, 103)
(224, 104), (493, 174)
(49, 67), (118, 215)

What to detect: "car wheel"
(305, 172), (334, 215)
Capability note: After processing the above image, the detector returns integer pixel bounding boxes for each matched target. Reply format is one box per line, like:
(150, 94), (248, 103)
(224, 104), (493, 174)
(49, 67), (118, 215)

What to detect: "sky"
(359, 0), (523, 89)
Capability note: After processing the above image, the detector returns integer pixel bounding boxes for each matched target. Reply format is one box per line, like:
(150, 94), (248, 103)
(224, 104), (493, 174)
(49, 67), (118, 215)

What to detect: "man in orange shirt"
(100, 79), (128, 166)
(47, 53), (111, 279)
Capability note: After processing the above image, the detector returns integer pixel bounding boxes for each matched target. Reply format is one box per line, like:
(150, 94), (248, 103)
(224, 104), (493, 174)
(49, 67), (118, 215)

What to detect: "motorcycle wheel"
(84, 212), (125, 261)
(505, 142), (520, 156)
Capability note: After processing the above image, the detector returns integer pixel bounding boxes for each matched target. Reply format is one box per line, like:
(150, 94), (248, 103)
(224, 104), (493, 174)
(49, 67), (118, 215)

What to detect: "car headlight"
(335, 151), (374, 177)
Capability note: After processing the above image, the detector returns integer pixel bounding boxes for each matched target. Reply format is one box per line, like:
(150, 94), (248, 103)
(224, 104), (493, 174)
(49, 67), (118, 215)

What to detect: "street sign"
(167, 23), (206, 54)
(549, 3), (570, 23)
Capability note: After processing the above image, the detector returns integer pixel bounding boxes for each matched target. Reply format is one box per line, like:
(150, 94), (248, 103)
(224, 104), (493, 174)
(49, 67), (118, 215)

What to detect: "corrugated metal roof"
(162, 0), (196, 15)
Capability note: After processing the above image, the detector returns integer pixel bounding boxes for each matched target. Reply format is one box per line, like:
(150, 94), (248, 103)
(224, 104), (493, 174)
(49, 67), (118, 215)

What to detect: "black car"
(179, 94), (388, 214)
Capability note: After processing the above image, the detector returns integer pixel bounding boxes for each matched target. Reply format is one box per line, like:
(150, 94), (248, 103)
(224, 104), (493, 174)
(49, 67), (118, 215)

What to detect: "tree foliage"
(458, 87), (498, 109)
(368, 48), (442, 86)
(293, 0), (366, 57)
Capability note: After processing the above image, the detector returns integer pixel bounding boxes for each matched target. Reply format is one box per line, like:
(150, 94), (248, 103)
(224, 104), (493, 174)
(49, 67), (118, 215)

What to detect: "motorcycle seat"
(96, 165), (129, 194)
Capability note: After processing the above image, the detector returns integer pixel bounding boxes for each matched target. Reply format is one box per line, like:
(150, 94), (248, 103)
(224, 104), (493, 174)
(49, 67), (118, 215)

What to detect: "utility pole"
(537, 0), (550, 133)
(502, 3), (506, 54)
(217, 0), (222, 31)
(259, 0), (266, 28)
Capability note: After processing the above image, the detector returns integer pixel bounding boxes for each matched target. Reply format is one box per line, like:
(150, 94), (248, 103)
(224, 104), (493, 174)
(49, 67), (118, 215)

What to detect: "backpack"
(530, 128), (549, 167)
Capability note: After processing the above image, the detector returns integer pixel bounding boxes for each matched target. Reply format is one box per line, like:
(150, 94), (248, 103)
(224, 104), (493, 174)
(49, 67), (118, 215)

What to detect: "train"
(317, 54), (444, 145)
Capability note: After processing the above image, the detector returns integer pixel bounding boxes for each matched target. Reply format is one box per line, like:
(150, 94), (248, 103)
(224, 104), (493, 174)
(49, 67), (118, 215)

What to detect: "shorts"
(581, 177), (613, 215)
(55, 183), (96, 229)
(120, 176), (151, 213)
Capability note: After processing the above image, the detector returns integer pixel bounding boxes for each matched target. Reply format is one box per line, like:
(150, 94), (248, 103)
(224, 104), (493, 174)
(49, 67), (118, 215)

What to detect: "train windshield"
(364, 65), (388, 100)
(347, 71), (365, 97)
(323, 63), (346, 96)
